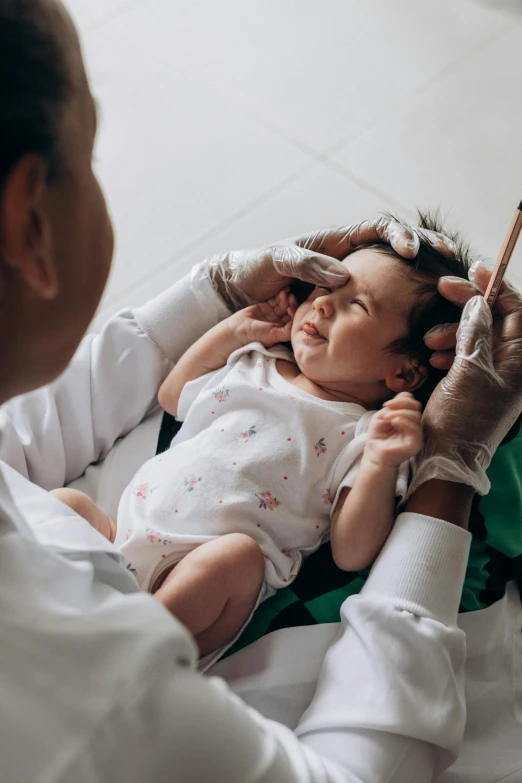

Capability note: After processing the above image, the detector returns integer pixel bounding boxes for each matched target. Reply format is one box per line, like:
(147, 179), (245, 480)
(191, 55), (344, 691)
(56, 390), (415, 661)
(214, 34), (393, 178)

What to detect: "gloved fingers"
(272, 246), (349, 288)
(424, 322), (458, 351)
(492, 281), (522, 373)
(373, 217), (420, 258)
(466, 261), (522, 316)
(468, 261), (492, 293)
(434, 268), (522, 367)
(437, 276), (482, 307)
(293, 217), (420, 261)
(455, 295), (494, 370)
(415, 228), (457, 259)
(429, 349), (455, 370)
(491, 275), (522, 319)
(469, 265), (522, 348)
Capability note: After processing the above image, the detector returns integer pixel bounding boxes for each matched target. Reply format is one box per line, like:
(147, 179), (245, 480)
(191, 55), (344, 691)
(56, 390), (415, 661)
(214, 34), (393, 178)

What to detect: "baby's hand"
(364, 392), (423, 468)
(235, 288), (298, 346)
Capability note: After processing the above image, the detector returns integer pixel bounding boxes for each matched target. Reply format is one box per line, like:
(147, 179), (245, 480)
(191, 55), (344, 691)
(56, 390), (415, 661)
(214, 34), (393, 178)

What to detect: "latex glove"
(200, 217), (419, 309)
(424, 262), (496, 369)
(409, 269), (522, 496)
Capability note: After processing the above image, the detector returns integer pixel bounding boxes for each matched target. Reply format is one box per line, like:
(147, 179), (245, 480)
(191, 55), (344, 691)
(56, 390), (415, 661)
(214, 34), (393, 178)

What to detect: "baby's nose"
(312, 296), (334, 318)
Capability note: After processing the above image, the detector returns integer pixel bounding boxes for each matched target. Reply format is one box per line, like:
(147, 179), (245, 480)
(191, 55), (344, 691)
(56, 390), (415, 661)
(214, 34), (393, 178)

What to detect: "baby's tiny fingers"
(259, 302), (282, 323)
(255, 301), (272, 317)
(274, 290), (290, 317)
(383, 395), (422, 412)
(278, 322), (293, 340)
(389, 410), (423, 426)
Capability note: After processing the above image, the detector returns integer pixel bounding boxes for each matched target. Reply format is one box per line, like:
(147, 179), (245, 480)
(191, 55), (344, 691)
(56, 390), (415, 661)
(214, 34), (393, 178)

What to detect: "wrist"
(360, 451), (399, 480)
(208, 316), (248, 365)
(405, 479), (474, 530)
(361, 447), (401, 476)
(204, 254), (241, 311)
(409, 449), (491, 498)
(227, 310), (256, 347)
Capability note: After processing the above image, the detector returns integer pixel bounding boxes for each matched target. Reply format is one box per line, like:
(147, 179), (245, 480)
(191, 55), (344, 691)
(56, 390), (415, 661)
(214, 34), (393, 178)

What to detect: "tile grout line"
(100, 158), (321, 309)
(98, 152), (416, 320)
(90, 12), (325, 163)
(321, 159), (416, 222)
(86, 2), (518, 166)
(87, 3), (520, 320)
(323, 15), (518, 161)
(83, 0), (145, 34)
(321, 14), (521, 237)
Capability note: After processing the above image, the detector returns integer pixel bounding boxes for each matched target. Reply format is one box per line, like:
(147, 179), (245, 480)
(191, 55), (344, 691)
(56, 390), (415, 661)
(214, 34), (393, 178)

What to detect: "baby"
(53, 215), (472, 667)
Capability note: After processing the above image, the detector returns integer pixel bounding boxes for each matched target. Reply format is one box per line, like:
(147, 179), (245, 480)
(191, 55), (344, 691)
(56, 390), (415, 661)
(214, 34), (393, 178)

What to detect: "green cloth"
(225, 416), (522, 659)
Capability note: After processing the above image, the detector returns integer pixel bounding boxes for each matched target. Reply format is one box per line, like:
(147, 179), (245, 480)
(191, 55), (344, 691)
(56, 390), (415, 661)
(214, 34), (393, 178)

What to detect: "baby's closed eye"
(351, 299), (369, 314)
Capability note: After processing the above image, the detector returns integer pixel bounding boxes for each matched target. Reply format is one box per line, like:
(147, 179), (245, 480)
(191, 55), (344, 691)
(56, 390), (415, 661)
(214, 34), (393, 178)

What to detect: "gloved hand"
(200, 217), (420, 309)
(410, 268), (522, 496)
(424, 262), (495, 369)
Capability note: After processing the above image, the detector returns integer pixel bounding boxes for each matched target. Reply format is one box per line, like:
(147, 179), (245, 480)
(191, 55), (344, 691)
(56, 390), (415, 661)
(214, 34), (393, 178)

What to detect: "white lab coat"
(0, 266), (516, 782)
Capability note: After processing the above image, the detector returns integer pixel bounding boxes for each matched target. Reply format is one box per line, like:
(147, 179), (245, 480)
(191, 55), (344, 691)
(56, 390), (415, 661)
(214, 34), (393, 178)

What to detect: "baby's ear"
(385, 357), (428, 394)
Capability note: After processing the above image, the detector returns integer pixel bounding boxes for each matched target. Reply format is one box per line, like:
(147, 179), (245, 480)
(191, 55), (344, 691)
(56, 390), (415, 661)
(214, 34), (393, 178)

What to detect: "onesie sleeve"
(0, 267), (230, 490)
(177, 342), (294, 423)
(176, 368), (224, 422)
(329, 411), (409, 514)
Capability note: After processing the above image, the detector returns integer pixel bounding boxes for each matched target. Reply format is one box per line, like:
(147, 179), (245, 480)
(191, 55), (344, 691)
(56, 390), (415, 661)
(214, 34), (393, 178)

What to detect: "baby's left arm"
(330, 393), (423, 572)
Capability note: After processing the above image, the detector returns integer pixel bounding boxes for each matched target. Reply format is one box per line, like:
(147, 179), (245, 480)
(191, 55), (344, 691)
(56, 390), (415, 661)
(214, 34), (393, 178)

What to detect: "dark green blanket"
(157, 414), (522, 659)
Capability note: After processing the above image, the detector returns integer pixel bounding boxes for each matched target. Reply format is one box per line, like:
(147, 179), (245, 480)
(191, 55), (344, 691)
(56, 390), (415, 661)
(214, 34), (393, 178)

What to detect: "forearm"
(297, 512), (472, 781)
(0, 268), (229, 489)
(331, 459), (397, 571)
(405, 479), (473, 530)
(134, 262), (231, 363)
(158, 315), (242, 416)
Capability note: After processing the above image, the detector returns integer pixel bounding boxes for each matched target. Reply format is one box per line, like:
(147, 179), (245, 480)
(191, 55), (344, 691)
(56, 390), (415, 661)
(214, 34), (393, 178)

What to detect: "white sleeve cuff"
(133, 264), (231, 363)
(362, 512), (471, 625)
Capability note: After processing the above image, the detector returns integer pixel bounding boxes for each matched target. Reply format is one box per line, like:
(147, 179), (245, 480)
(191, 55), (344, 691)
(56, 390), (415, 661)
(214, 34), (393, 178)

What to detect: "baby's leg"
(51, 488), (117, 543)
(154, 533), (265, 658)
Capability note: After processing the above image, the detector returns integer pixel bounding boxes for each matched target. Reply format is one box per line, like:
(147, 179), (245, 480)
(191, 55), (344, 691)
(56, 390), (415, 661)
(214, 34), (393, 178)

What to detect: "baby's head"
(291, 212), (475, 407)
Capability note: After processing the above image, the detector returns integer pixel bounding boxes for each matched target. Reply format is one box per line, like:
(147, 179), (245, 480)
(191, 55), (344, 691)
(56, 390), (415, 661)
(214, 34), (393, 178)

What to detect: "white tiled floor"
(62, 0), (522, 330)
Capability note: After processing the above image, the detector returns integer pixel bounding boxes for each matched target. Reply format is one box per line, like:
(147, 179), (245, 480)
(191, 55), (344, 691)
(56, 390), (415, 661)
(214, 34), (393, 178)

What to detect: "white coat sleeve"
(0, 265), (230, 490)
(68, 513), (470, 783)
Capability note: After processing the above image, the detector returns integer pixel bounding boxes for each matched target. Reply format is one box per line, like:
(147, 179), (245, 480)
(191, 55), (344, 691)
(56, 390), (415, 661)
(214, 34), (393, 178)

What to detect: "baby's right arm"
(158, 290), (296, 417)
(158, 318), (243, 417)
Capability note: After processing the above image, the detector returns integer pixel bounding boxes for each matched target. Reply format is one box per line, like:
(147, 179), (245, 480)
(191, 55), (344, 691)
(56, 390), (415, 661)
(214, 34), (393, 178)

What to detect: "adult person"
(1, 1), (521, 781)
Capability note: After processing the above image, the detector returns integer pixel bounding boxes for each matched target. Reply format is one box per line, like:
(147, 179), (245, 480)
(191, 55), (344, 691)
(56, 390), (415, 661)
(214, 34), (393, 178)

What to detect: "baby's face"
(291, 249), (418, 391)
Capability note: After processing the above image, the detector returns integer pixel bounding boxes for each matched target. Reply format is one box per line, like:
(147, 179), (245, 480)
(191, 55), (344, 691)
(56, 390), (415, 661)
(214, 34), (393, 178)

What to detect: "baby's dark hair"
(372, 211), (476, 404)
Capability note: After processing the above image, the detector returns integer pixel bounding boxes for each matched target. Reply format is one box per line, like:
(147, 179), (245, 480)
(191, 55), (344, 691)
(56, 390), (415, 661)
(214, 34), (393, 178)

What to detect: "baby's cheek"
(290, 312), (305, 342)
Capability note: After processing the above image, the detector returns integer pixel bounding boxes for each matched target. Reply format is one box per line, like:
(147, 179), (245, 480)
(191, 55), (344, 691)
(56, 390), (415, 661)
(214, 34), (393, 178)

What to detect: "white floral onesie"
(116, 342), (408, 599)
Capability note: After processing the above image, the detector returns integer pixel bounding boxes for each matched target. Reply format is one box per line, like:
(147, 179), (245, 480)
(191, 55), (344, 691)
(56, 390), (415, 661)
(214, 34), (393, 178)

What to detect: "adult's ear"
(385, 357), (428, 394)
(0, 154), (57, 301)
